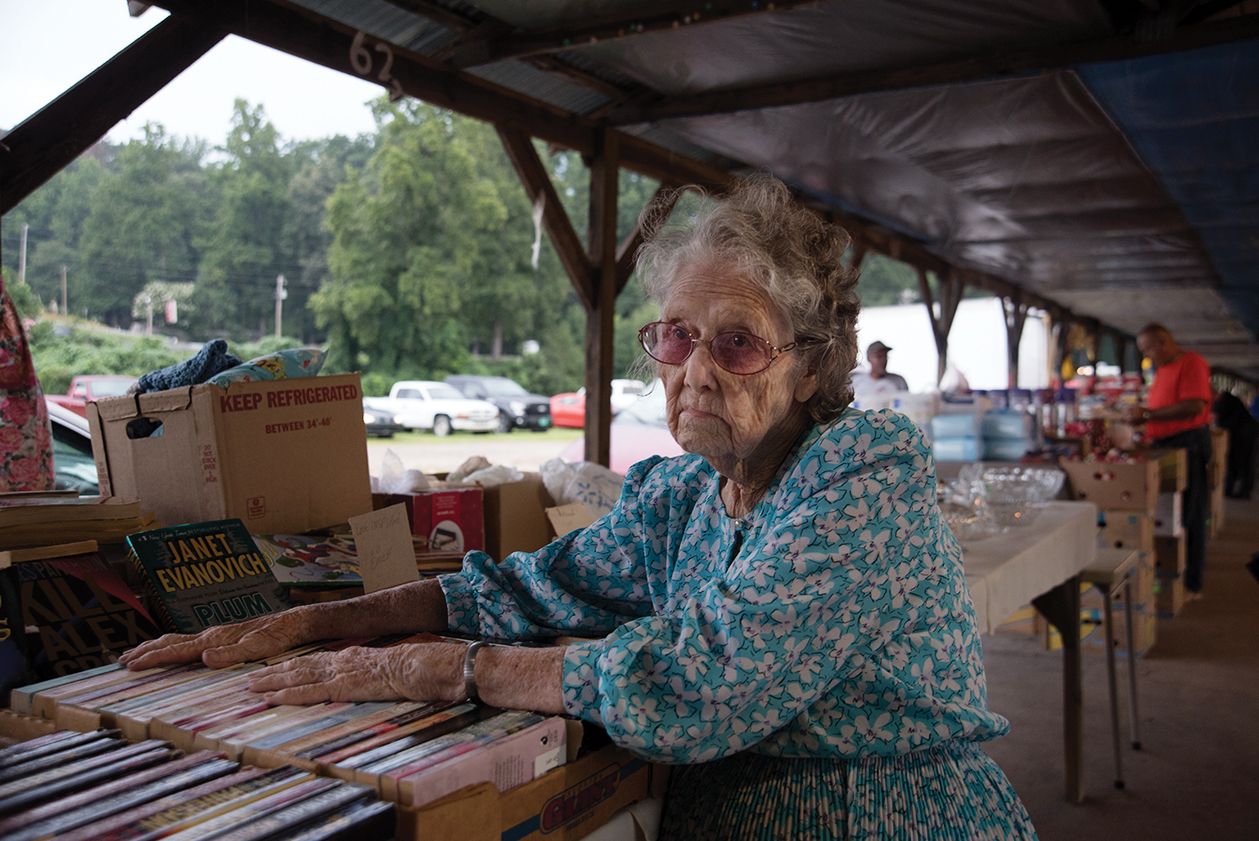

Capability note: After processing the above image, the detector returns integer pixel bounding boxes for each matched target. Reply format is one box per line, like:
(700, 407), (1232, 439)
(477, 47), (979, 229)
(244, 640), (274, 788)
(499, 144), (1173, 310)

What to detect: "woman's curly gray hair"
(635, 174), (860, 424)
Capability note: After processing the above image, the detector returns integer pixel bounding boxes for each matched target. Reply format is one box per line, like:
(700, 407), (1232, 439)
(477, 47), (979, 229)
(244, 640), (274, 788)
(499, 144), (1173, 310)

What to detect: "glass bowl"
(957, 463), (1065, 528)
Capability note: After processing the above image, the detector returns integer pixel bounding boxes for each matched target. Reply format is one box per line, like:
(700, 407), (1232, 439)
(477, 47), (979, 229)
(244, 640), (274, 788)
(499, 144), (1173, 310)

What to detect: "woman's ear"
(793, 368), (819, 404)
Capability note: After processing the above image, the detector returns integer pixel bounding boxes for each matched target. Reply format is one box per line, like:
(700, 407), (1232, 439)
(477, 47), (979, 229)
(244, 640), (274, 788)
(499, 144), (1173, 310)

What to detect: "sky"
(1, 0), (382, 145)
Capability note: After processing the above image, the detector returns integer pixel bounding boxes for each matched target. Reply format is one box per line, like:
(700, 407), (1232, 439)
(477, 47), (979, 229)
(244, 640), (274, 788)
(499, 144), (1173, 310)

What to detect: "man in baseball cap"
(851, 340), (909, 403)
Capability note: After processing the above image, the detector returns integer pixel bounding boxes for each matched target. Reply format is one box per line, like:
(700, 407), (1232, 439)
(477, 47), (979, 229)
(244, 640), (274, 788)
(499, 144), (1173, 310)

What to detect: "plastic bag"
(372, 449), (430, 494)
(539, 458), (623, 516)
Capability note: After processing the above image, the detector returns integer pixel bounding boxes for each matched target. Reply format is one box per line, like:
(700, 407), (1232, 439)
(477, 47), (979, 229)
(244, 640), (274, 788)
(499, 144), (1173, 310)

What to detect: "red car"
(560, 381), (684, 474)
(550, 379), (647, 429)
(46, 375), (138, 417)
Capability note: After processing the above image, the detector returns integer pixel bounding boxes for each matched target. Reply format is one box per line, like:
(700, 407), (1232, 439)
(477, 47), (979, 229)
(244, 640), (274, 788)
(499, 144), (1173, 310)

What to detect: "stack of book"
(254, 528), (465, 601)
(10, 635), (571, 811)
(0, 493), (156, 548)
(0, 728), (394, 839)
(0, 539), (160, 706)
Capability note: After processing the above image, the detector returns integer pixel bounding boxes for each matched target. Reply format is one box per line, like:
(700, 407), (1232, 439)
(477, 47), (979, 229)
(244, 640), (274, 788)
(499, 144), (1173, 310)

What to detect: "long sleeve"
(560, 411), (1002, 763)
(438, 458), (667, 640)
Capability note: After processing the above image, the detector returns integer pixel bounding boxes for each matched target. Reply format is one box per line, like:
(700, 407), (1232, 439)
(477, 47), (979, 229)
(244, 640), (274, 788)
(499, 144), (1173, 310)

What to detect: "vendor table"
(961, 500), (1098, 803)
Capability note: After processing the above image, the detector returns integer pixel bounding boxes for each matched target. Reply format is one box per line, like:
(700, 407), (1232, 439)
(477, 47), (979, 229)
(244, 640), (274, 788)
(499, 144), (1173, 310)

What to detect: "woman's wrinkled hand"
(119, 609), (313, 671)
(246, 642), (467, 705)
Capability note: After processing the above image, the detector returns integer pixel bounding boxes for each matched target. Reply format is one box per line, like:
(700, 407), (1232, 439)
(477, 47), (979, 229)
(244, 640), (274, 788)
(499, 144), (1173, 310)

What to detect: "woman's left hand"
(247, 642), (466, 705)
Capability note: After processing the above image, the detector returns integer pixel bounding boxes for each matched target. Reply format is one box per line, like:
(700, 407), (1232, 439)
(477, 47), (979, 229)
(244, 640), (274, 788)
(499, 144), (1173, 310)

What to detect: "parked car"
(46, 375), (138, 417)
(363, 381), (499, 436)
(560, 380), (683, 474)
(550, 379), (646, 428)
(444, 375), (552, 433)
(362, 402), (406, 438)
(45, 398), (100, 494)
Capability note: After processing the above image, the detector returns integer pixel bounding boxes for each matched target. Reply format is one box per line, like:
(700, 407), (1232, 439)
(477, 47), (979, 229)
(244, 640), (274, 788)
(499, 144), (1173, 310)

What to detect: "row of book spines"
(16, 633), (412, 724)
(0, 730), (393, 841)
(14, 636), (568, 804)
(24, 681), (560, 807)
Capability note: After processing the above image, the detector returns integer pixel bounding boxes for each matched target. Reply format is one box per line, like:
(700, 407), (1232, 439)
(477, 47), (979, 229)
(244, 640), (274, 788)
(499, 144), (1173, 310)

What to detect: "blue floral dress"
(440, 409), (1036, 839)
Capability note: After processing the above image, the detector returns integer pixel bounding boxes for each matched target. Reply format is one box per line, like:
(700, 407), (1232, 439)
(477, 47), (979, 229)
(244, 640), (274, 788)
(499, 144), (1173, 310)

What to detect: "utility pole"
(274, 274), (287, 337)
(61, 265), (68, 313)
(17, 224), (28, 284)
(143, 294), (154, 336)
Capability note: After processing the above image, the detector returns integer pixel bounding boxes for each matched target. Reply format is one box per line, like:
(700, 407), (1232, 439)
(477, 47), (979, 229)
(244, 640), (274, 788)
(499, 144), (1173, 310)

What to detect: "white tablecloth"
(961, 501), (1098, 633)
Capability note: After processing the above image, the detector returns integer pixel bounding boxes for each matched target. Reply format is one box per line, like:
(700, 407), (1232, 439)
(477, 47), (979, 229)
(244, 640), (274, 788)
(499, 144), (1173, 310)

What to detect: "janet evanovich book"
(125, 519), (290, 634)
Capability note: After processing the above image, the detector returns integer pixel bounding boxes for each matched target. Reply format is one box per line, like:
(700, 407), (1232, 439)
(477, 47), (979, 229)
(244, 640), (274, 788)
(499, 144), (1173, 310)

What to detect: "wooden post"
(916, 267), (964, 385)
(1002, 293), (1029, 389)
(1051, 314), (1072, 385)
(584, 129), (619, 466)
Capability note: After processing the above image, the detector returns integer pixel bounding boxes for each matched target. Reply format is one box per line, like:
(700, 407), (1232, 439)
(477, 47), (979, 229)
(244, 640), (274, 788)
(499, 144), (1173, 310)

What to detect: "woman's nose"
(683, 340), (719, 389)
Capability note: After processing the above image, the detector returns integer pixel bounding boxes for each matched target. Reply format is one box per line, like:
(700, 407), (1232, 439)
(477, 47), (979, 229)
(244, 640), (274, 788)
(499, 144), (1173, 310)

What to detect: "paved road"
(366, 432), (579, 477)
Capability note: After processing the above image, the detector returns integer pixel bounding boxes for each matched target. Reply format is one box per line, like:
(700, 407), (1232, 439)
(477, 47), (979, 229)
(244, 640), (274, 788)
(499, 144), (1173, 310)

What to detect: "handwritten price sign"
(349, 30), (405, 101)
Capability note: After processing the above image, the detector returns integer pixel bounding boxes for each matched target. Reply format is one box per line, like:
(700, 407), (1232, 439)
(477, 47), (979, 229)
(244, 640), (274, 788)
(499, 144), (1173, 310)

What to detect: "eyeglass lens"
(640, 322), (774, 374)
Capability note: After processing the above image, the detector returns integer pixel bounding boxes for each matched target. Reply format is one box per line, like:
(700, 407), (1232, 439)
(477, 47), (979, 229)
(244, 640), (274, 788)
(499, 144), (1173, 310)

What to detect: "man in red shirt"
(1124, 323), (1213, 595)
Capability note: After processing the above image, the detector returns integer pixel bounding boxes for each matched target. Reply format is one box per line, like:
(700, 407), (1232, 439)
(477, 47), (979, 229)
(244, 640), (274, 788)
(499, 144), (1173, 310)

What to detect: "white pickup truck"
(364, 380), (499, 436)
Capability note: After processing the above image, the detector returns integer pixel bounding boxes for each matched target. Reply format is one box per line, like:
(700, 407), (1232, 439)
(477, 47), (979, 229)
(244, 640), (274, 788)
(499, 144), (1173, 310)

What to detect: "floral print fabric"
(0, 278), (54, 493)
(440, 409), (1034, 836)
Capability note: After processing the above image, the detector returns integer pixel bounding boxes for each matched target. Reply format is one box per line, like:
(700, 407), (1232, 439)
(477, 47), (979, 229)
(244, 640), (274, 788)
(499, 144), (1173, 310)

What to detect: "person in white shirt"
(850, 340), (908, 402)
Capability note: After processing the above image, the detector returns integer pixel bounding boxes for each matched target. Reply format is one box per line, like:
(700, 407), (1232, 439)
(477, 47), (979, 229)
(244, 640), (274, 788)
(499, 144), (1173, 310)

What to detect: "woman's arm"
(126, 458), (667, 672)
(246, 639), (567, 715)
(437, 458), (666, 642)
(122, 578), (450, 670)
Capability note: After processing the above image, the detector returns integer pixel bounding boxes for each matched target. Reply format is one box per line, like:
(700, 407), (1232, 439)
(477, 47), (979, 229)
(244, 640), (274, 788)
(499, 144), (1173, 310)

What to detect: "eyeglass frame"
(637, 321), (819, 376)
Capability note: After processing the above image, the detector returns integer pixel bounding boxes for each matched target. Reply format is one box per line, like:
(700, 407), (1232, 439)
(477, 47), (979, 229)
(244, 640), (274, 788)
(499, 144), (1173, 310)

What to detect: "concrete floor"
(981, 495), (1259, 840)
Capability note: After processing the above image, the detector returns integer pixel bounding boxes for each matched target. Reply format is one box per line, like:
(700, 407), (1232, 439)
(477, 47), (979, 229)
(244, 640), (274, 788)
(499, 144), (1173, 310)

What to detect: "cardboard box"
(89, 374), (372, 534)
(483, 474), (558, 559)
(1081, 604), (1157, 657)
(1210, 482), (1226, 537)
(1096, 511), (1154, 555)
(1154, 534), (1186, 579)
(1153, 492), (1183, 537)
(1155, 576), (1187, 617)
(1148, 448), (1187, 493)
(1210, 428), (1228, 474)
(375, 487), (485, 552)
(397, 741), (663, 841)
(1059, 458), (1159, 513)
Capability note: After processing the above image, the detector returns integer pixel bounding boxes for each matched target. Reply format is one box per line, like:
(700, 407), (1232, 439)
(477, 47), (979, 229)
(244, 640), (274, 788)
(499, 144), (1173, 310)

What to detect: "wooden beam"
(615, 184), (679, 294)
(0, 15), (225, 214)
(917, 268), (965, 385)
(585, 130), (620, 467)
(384, 1), (634, 100)
(1003, 293), (1029, 388)
(608, 13), (1259, 124)
(496, 126), (592, 312)
(849, 241), (869, 272)
(147, 0), (729, 188)
(446, 0), (820, 69)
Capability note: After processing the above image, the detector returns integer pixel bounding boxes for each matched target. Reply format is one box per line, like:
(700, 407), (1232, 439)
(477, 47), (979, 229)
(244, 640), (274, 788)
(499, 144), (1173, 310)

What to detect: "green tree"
(192, 101), (292, 338)
(284, 134), (375, 342)
(77, 125), (206, 325)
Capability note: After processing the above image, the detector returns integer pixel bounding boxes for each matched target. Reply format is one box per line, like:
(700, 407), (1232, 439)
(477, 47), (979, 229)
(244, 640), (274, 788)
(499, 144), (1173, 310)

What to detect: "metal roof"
(224, 0), (1259, 378)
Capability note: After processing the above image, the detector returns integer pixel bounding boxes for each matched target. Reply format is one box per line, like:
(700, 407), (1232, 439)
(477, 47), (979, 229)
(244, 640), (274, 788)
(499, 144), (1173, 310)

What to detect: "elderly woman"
(122, 176), (1035, 839)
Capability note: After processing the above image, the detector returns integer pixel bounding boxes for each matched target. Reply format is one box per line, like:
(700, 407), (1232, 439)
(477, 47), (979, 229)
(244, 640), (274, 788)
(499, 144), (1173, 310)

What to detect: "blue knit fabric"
(136, 339), (242, 394)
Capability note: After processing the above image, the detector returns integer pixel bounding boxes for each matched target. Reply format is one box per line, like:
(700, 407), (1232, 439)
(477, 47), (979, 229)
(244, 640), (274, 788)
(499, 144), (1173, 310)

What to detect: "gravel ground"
(366, 429), (582, 477)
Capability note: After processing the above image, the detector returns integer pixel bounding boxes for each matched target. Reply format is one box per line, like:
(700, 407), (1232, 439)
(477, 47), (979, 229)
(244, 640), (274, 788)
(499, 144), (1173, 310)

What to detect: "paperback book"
(126, 519), (290, 634)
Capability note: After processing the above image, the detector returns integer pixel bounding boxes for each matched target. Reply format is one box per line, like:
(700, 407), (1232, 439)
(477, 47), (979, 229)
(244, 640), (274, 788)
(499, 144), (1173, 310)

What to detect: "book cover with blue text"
(126, 519), (290, 634)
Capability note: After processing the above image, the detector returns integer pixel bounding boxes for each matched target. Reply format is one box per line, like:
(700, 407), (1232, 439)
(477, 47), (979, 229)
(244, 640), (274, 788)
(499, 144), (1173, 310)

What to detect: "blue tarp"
(1078, 42), (1259, 335)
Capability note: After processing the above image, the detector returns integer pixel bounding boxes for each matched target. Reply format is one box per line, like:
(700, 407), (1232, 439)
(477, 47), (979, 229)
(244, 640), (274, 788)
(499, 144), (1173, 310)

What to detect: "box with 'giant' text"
(88, 374), (372, 535)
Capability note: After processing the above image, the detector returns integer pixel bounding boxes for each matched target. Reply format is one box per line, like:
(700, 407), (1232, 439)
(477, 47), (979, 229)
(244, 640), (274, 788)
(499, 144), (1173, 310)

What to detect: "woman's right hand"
(119, 607), (314, 671)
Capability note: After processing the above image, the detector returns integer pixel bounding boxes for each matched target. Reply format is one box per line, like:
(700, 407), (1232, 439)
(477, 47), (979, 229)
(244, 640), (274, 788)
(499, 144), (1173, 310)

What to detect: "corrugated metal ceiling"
(287, 0), (1259, 379)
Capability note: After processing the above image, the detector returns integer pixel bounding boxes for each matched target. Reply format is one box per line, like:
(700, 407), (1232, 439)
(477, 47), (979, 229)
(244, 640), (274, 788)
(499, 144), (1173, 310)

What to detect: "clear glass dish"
(956, 463), (1065, 528)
